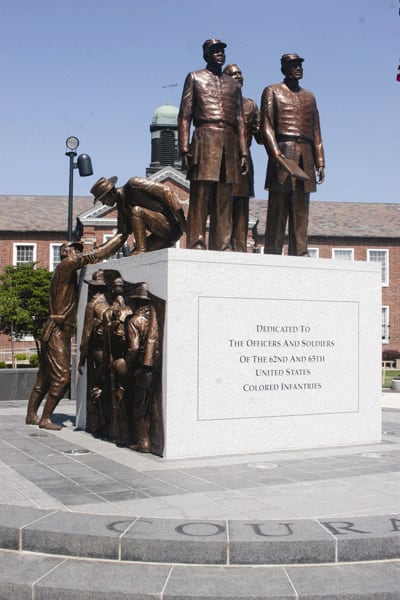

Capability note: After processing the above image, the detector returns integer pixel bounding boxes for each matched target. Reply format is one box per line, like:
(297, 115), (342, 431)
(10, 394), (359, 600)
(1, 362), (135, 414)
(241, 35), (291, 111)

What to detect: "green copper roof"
(152, 103), (178, 126)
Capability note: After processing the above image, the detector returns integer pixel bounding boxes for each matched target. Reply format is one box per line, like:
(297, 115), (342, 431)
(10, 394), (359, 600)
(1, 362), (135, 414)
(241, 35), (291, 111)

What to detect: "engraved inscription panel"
(198, 297), (359, 420)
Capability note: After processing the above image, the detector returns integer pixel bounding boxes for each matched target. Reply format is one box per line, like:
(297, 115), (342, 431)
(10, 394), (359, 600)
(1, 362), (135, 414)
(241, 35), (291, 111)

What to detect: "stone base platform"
(76, 249), (382, 459)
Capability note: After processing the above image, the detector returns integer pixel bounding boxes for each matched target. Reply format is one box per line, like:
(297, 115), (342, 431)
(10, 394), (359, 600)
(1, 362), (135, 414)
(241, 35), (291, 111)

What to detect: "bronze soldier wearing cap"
(25, 233), (125, 430)
(261, 53), (325, 256)
(90, 176), (185, 254)
(178, 39), (248, 251)
(78, 269), (113, 435)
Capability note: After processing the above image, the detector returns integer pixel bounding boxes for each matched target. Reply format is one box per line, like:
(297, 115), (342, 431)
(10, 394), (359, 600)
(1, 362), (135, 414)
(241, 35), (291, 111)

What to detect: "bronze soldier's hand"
(317, 167), (325, 184)
(240, 156), (248, 175)
(134, 367), (154, 389)
(182, 152), (192, 172)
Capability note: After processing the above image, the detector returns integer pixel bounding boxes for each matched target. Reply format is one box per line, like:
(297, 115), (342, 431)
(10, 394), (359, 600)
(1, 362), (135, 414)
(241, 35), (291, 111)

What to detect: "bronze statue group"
(79, 272), (164, 456)
(25, 39), (325, 457)
(179, 38), (325, 255)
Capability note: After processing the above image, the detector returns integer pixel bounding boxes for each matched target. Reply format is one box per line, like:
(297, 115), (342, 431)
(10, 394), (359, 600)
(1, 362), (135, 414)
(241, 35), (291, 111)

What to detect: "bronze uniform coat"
(260, 82), (325, 193)
(178, 68), (247, 183)
(233, 96), (260, 198)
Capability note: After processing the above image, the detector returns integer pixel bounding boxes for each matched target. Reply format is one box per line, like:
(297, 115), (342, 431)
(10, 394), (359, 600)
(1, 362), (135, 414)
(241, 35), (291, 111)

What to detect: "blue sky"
(1, 0), (399, 202)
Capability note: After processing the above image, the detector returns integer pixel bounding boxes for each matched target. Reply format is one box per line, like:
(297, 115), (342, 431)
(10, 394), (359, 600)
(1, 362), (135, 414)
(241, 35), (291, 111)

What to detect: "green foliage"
(0, 263), (52, 345)
(382, 369), (400, 388)
(29, 354), (39, 367)
(14, 353), (27, 361)
(0, 361), (7, 369)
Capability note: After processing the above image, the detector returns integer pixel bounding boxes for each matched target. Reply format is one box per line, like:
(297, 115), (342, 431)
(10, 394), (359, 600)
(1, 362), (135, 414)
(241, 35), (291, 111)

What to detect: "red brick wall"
(308, 236), (400, 353)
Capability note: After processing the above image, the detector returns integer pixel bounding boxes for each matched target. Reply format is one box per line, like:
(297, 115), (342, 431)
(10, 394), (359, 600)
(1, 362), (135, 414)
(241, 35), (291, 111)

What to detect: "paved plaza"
(1, 392), (400, 597)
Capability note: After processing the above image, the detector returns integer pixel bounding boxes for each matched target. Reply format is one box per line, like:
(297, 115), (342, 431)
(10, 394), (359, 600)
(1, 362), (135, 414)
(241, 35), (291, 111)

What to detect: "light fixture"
(66, 136), (80, 151)
(65, 136), (93, 241)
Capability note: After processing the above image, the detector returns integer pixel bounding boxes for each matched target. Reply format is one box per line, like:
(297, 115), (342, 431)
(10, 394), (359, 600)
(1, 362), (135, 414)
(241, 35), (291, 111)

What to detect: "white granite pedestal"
(76, 249), (382, 459)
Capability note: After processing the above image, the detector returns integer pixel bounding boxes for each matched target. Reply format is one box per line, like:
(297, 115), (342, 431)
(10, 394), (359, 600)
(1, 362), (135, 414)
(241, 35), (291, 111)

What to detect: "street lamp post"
(65, 136), (93, 241)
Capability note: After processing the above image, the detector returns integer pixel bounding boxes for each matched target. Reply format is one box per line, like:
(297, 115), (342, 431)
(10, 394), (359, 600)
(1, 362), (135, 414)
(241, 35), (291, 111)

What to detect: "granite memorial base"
(75, 249), (382, 459)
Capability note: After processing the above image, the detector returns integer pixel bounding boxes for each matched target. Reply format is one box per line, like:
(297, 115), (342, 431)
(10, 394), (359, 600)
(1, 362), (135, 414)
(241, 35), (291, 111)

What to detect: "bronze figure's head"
(202, 38), (226, 67)
(280, 53), (304, 80)
(90, 176), (118, 206)
(84, 269), (107, 287)
(223, 63), (243, 87)
(60, 241), (84, 259)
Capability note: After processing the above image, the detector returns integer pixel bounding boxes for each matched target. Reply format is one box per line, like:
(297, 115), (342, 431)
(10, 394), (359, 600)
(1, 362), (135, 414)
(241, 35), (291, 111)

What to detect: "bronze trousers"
(187, 181), (233, 251)
(264, 189), (310, 256)
(231, 196), (249, 253)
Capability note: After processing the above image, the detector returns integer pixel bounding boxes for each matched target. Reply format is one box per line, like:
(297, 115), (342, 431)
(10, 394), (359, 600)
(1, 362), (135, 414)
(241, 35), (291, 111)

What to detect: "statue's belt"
(196, 120), (235, 130)
(277, 134), (312, 144)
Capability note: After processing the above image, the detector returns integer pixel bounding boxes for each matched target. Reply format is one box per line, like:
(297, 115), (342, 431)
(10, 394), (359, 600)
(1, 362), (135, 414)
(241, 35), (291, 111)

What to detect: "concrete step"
(1, 549), (400, 599)
(2, 504), (400, 567)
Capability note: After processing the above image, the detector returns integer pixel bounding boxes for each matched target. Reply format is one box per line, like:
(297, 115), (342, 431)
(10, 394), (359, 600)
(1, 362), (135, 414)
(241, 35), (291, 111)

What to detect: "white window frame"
(331, 248), (354, 260)
(307, 247), (319, 258)
(49, 243), (62, 272)
(367, 249), (389, 287)
(13, 243), (37, 266)
(103, 233), (125, 259)
(382, 306), (390, 344)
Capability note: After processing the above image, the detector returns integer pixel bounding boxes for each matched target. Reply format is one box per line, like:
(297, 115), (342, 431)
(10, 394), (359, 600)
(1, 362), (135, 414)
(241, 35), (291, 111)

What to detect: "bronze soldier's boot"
(131, 416), (151, 453)
(25, 389), (44, 425)
(129, 208), (147, 254)
(38, 395), (62, 430)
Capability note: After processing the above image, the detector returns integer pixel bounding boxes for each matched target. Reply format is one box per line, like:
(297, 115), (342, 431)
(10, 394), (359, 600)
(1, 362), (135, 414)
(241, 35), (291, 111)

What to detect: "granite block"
(286, 561), (400, 598)
(34, 558), (171, 600)
(229, 518), (335, 564)
(319, 514), (400, 561)
(22, 510), (136, 559)
(77, 250), (381, 459)
(0, 550), (63, 600)
(164, 565), (296, 598)
(0, 505), (54, 550)
(121, 517), (227, 564)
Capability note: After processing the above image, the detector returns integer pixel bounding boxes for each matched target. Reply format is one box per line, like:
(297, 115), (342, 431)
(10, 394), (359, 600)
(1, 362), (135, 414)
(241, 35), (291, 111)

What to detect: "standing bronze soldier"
(122, 284), (160, 454)
(25, 234), (125, 430)
(223, 63), (261, 252)
(78, 269), (112, 436)
(261, 53), (325, 256)
(178, 39), (248, 251)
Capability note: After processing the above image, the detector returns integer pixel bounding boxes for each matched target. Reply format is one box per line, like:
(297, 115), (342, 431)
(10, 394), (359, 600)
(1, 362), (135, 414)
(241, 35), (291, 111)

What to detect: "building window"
(332, 248), (354, 260)
(13, 243), (36, 266)
(308, 248), (319, 258)
(382, 306), (389, 343)
(50, 244), (62, 272)
(367, 249), (389, 286)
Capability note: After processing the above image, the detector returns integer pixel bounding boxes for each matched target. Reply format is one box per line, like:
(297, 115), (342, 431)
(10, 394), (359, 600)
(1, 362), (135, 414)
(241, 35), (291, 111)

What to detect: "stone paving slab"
(2, 401), (400, 572)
